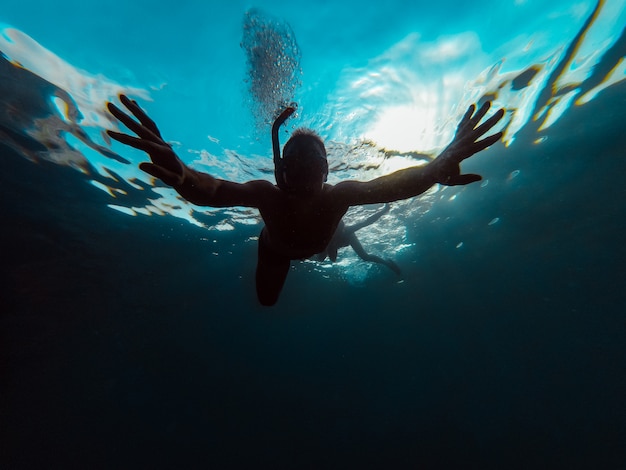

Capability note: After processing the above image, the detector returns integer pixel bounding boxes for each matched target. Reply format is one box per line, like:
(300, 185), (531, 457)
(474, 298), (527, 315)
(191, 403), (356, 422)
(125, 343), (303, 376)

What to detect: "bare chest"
(259, 195), (345, 257)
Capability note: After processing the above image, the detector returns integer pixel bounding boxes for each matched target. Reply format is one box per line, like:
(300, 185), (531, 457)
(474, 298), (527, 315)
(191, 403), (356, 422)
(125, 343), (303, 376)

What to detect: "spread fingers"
(107, 130), (167, 154)
(119, 95), (162, 138)
(107, 101), (161, 142)
(474, 108), (505, 137)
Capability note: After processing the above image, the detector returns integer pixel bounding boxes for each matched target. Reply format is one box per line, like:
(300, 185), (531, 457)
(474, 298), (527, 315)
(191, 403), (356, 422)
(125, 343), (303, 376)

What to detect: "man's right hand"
(432, 101), (505, 186)
(107, 95), (186, 187)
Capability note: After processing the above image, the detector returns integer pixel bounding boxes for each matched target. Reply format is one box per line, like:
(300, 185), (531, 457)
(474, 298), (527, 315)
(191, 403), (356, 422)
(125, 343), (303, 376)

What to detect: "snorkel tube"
(272, 106), (296, 190)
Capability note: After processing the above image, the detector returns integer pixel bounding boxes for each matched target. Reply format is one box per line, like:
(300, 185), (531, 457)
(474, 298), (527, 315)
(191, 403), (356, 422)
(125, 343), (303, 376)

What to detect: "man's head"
(280, 128), (328, 194)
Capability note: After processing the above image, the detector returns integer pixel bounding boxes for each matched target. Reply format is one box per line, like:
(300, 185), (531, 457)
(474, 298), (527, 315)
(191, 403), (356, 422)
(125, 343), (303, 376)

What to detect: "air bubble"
(241, 9), (302, 130)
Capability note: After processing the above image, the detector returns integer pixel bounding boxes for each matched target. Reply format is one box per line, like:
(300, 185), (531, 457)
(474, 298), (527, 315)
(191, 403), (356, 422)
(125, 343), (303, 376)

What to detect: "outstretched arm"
(107, 95), (274, 208)
(331, 101), (504, 207)
(346, 204), (391, 234)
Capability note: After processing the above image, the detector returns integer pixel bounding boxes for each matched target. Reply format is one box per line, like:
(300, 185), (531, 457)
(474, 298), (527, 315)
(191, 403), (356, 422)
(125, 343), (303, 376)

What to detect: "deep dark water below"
(2, 85), (626, 469)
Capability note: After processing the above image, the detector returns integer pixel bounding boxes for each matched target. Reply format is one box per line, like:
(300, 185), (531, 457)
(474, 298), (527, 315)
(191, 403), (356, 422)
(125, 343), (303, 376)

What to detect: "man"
(107, 95), (503, 305)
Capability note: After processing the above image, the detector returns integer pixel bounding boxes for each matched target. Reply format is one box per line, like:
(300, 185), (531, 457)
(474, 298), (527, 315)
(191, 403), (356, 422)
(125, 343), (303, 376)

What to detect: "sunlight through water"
(1, 0), (625, 281)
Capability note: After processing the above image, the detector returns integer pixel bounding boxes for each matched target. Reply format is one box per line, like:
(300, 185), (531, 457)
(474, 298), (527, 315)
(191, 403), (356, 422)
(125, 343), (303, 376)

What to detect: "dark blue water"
(2, 77), (626, 469)
(2, 3), (626, 467)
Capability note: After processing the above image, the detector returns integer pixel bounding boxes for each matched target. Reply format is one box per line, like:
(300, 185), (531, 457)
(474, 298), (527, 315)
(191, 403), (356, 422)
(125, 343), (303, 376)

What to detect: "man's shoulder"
(324, 179), (365, 198)
(245, 179), (278, 188)
(242, 179), (279, 194)
(229, 179), (280, 207)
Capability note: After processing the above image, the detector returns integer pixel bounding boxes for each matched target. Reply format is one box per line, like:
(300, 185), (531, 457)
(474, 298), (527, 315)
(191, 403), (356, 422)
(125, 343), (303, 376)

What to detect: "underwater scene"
(2, 0), (625, 468)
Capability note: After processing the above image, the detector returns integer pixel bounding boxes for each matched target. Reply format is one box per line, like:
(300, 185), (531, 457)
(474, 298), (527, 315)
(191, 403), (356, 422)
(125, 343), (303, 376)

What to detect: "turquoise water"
(2, 1), (625, 468)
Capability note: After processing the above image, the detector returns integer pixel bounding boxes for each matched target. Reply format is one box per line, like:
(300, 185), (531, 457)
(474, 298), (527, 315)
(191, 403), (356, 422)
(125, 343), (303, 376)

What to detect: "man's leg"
(256, 230), (291, 306)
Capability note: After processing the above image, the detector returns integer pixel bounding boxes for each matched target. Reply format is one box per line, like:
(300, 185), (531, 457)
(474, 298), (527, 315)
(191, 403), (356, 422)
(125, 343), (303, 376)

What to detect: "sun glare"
(364, 104), (445, 154)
